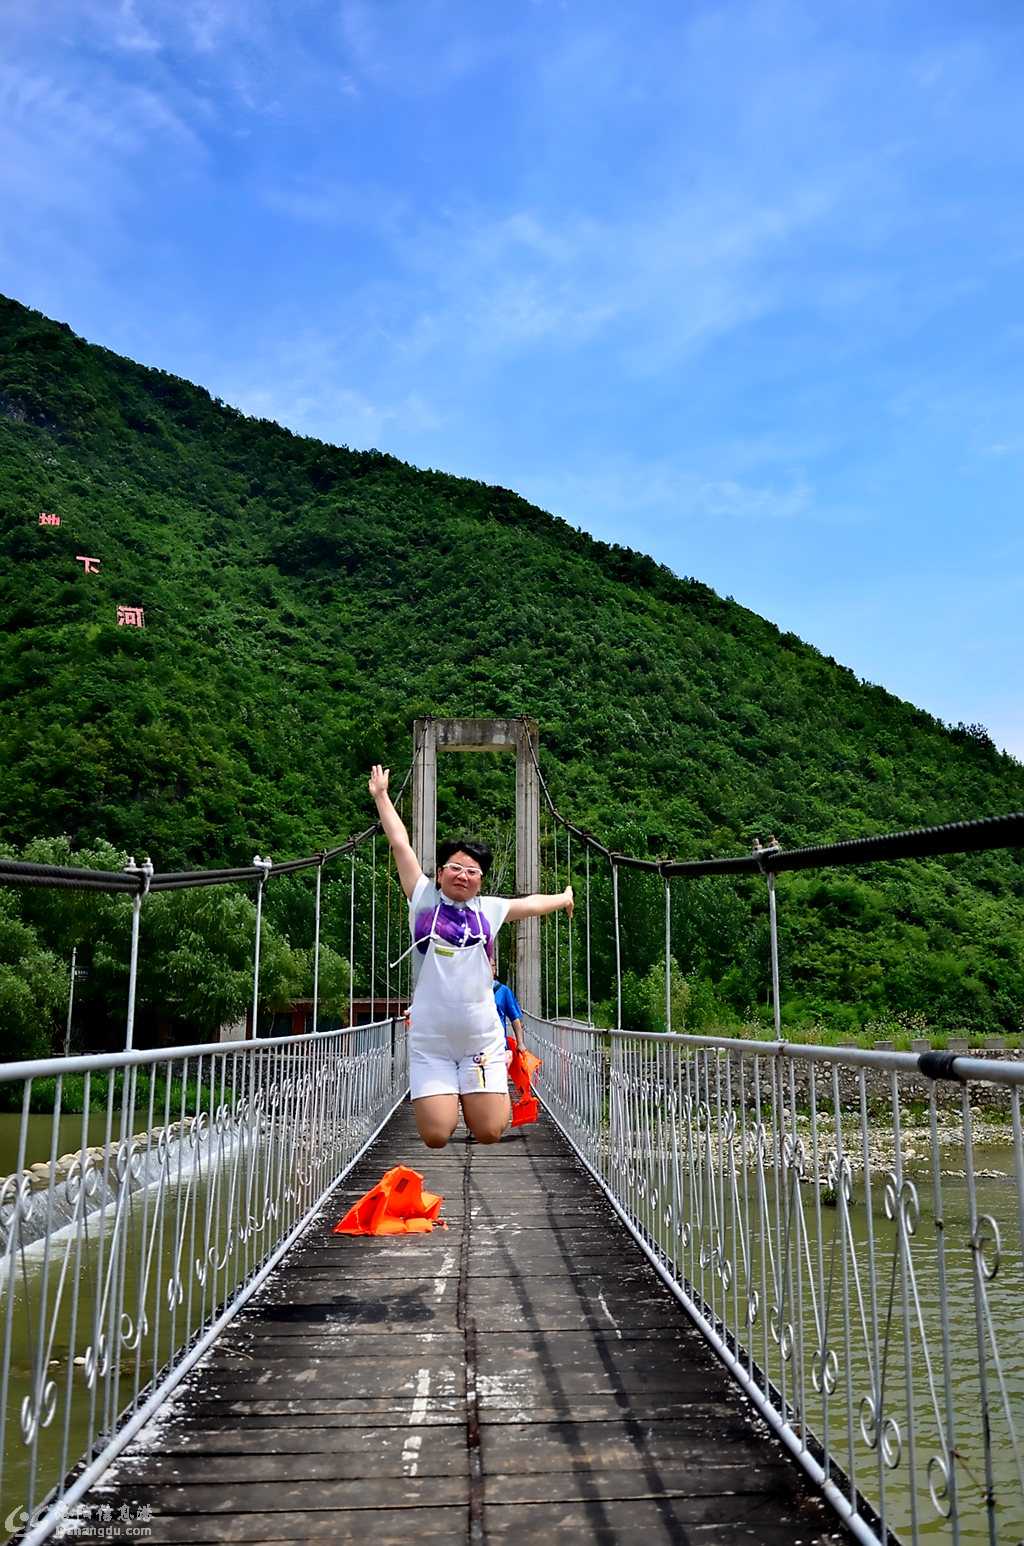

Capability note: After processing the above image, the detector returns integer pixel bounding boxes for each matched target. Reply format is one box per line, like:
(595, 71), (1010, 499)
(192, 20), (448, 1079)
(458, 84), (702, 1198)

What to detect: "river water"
(1, 1112), (264, 1526)
(627, 1129), (1024, 1546)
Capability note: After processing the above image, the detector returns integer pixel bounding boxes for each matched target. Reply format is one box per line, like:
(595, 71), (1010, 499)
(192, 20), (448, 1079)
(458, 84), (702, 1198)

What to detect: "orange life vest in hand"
(333, 1165), (444, 1235)
(507, 1045), (542, 1128)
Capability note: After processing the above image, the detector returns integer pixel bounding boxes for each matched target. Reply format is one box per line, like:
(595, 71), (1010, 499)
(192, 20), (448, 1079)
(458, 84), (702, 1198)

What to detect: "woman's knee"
(413, 1096), (459, 1150)
(460, 1092), (510, 1145)
(421, 1128), (453, 1149)
(470, 1125), (505, 1144)
(465, 1111), (508, 1144)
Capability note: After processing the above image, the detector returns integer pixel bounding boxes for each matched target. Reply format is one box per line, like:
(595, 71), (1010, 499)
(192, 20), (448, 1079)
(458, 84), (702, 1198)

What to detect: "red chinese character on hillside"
(76, 555), (101, 574)
(38, 512), (61, 526)
(116, 605), (145, 628)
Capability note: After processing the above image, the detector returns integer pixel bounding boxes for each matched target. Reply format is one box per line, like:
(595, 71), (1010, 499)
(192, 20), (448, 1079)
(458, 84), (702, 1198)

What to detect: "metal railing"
(530, 1014), (1024, 1546)
(0, 1020), (408, 1543)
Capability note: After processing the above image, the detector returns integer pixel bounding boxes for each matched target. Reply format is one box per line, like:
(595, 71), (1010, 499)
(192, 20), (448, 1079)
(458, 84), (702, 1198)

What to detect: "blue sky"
(3, 0), (1023, 762)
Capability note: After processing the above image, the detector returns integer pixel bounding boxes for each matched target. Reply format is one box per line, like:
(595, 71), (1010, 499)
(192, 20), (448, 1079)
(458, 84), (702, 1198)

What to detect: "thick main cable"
(517, 717), (1024, 877)
(0, 732), (427, 896)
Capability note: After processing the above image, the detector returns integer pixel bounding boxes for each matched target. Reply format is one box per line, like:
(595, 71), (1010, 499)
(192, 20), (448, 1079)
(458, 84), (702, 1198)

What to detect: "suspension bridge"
(2, 718), (1023, 1546)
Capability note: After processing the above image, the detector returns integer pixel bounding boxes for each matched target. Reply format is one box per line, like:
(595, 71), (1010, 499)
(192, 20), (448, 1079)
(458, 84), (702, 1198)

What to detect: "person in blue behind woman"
(492, 962), (525, 1057)
(369, 764), (573, 1148)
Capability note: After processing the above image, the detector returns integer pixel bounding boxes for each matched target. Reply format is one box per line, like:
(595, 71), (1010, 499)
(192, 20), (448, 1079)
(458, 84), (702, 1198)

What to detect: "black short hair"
(436, 838), (493, 876)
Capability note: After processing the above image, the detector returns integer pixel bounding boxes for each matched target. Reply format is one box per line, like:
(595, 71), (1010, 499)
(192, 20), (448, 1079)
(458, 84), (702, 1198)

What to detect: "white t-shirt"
(408, 875), (510, 1011)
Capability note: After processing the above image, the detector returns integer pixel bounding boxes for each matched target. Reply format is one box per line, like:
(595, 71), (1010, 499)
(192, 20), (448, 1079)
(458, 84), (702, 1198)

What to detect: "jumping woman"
(369, 764), (573, 1149)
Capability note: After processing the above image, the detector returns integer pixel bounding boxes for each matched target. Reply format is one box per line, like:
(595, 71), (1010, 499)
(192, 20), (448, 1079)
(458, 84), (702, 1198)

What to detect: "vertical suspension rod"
(567, 828), (575, 1022)
(767, 873), (782, 1038)
(612, 860), (622, 1029)
(122, 858), (153, 1052)
(664, 877), (672, 1034)
(585, 845), (592, 1025)
(251, 855), (272, 1042)
(312, 857), (324, 1035)
(348, 849), (356, 1029)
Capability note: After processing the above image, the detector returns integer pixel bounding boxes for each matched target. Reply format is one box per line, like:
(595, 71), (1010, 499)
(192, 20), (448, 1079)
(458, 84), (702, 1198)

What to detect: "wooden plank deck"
(88, 1106), (849, 1543)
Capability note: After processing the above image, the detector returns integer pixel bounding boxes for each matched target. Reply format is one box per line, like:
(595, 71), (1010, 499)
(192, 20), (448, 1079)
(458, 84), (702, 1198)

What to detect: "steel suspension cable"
(0, 734), (427, 900)
(516, 716), (1024, 877)
(399, 781), (411, 1009)
(348, 850), (356, 1030)
(553, 821), (560, 1019)
(664, 877), (672, 1035)
(541, 806), (550, 1020)
(2, 714), (1016, 898)
(251, 857), (272, 1041)
(585, 845), (592, 1025)
(312, 858), (324, 1034)
(567, 827), (575, 1023)
(612, 860), (622, 1029)
(370, 834), (377, 1013)
(385, 840), (393, 1020)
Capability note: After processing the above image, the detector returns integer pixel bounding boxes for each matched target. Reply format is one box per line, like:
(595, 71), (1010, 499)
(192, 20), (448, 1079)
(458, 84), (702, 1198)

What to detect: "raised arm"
(368, 764), (423, 900)
(506, 885), (574, 923)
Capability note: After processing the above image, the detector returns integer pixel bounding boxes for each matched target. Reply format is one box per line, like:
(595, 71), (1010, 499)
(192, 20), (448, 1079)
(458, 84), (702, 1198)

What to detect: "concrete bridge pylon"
(410, 717), (541, 1015)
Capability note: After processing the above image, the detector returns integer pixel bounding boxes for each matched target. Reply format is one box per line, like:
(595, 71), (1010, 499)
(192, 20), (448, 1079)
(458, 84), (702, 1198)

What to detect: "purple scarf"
(414, 899), (494, 959)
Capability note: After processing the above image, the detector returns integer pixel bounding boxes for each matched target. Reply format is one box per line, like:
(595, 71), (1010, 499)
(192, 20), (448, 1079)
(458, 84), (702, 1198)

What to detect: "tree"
(0, 890), (65, 1059)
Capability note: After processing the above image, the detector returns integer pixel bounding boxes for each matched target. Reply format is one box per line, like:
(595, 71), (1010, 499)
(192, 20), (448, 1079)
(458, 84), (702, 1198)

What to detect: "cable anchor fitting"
(752, 835), (782, 874)
(124, 855), (154, 896)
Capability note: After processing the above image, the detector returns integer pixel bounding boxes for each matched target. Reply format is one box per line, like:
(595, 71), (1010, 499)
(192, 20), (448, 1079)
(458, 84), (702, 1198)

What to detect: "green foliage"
(140, 887), (301, 1036)
(0, 844), (344, 1051)
(0, 1065), (211, 1116)
(0, 889), (65, 1059)
(618, 959), (733, 1034)
(1, 293), (1023, 1046)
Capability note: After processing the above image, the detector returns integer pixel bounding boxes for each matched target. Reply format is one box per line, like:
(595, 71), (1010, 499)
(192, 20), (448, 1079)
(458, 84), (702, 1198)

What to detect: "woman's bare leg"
(413, 1094), (461, 1149)
(461, 1091), (512, 1144)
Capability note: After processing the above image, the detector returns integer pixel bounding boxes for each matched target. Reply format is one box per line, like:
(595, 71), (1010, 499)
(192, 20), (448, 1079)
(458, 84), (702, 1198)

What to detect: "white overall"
(399, 880), (510, 1099)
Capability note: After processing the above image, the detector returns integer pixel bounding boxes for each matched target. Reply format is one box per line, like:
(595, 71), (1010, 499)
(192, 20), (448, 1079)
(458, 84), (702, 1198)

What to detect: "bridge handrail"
(0, 1018), (410, 1545)
(529, 1009), (1024, 1546)
(534, 1019), (1024, 1086)
(0, 1019), (398, 1086)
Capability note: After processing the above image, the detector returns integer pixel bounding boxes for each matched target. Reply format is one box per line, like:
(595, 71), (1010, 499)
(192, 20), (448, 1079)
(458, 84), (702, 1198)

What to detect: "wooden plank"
(142, 1424), (466, 1458)
(484, 1499), (842, 1543)
(87, 1107), (850, 1545)
(205, 1332), (464, 1355)
(478, 1394), (767, 1424)
(188, 1361), (463, 1401)
(108, 1441), (468, 1484)
(485, 1462), (803, 1504)
(478, 1415), (784, 1469)
(468, 1280), (689, 1334)
(470, 1232), (636, 1262)
(179, 1398), (463, 1425)
(247, 1280), (460, 1324)
(73, 1507), (467, 1542)
(91, 1478), (468, 1514)
(474, 1336), (724, 1389)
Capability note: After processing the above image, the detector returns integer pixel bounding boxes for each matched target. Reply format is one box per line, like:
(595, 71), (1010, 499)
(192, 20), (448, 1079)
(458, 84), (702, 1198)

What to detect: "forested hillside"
(2, 292), (1023, 1053)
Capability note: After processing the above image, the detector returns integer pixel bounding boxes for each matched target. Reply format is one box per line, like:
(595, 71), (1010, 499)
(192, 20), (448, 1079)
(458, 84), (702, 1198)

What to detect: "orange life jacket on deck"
(332, 1165), (444, 1235)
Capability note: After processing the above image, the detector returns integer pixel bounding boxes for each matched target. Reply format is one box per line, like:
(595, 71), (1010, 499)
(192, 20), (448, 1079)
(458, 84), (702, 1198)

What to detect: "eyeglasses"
(442, 862), (482, 878)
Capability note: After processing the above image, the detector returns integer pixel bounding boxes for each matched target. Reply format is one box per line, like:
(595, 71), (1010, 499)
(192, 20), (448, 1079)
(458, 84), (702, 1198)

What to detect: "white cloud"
(375, 178), (841, 377)
(336, 0), (514, 94)
(517, 458), (815, 532)
(207, 327), (446, 445)
(113, 0), (162, 53)
(262, 178), (407, 234)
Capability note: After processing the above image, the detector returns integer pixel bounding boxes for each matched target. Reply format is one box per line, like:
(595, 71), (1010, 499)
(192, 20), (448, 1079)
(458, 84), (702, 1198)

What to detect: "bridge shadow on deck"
(91, 1107), (848, 1544)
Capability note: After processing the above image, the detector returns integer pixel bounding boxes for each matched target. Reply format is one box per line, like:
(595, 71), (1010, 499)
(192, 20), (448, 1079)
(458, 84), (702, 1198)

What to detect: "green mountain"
(2, 291), (1023, 1048)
